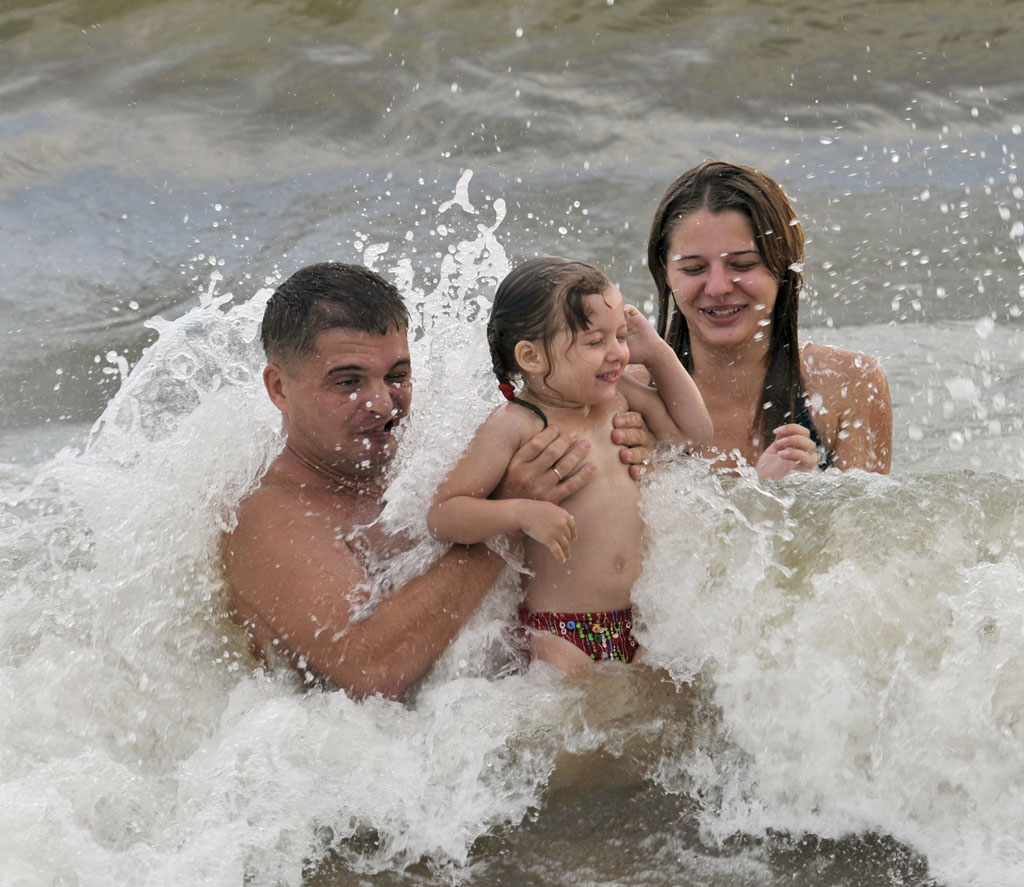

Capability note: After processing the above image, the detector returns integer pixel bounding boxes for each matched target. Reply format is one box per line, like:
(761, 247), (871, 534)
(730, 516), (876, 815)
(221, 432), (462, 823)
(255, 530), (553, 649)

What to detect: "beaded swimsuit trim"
(519, 608), (639, 663)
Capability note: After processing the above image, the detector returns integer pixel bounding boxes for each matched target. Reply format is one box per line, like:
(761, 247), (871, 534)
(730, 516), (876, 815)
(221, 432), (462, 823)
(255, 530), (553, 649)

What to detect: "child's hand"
(623, 304), (664, 367)
(518, 500), (577, 563)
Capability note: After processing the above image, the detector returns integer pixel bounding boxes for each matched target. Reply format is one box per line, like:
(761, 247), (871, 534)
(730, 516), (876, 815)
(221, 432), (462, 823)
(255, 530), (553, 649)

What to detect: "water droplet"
(974, 316), (995, 338)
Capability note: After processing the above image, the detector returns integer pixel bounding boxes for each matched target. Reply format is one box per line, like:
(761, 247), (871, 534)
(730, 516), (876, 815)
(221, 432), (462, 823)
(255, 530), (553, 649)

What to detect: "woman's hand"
(755, 424), (819, 479)
(612, 410), (655, 480)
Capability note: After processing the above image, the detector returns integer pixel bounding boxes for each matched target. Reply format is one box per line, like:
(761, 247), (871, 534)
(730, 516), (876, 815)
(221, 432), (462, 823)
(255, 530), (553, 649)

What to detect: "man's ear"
(263, 363), (289, 412)
(514, 340), (547, 376)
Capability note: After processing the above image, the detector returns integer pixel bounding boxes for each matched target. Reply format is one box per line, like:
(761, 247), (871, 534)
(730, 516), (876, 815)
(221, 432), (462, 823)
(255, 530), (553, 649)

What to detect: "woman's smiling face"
(664, 208), (780, 353)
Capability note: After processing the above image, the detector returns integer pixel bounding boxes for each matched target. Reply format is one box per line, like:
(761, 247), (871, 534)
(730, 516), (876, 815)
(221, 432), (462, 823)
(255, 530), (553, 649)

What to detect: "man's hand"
(493, 426), (595, 505)
(755, 424), (819, 479)
(612, 411), (655, 481)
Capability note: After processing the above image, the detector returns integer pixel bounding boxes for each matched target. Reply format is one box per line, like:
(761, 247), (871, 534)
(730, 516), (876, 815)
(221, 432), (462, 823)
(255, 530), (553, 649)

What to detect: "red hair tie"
(498, 383), (515, 402)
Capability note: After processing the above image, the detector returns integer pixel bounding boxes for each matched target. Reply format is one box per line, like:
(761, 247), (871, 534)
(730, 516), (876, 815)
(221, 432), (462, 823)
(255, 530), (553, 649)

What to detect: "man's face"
(267, 326), (412, 478)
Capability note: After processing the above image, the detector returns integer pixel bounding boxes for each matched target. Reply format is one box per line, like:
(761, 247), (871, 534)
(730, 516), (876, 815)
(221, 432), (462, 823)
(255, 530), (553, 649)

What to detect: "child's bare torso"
(520, 394), (643, 616)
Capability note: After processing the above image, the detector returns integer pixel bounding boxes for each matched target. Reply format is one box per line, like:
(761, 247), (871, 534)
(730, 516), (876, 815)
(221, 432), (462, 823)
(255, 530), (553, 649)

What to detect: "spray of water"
(4, 172), (1024, 886)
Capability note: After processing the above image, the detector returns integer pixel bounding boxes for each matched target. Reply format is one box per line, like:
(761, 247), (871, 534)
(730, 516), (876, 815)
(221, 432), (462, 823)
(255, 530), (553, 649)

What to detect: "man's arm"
(492, 424), (595, 500)
(223, 486), (506, 700)
(223, 429), (601, 700)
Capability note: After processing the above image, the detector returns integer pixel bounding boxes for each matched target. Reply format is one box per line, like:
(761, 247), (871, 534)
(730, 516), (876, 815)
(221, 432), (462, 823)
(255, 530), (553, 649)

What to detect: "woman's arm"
(832, 353), (892, 472)
(619, 305), (713, 448)
(805, 343), (893, 473)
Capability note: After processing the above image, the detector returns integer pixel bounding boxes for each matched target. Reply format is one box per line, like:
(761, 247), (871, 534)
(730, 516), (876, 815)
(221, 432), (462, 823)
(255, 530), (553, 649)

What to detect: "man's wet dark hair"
(260, 262), (409, 364)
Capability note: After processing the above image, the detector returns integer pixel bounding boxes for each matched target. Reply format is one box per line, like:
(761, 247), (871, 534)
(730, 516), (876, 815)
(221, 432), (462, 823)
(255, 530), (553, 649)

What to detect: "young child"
(427, 257), (712, 672)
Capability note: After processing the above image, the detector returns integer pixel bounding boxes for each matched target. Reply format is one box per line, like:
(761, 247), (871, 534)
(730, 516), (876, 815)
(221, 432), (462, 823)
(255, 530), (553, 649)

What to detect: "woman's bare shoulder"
(801, 341), (887, 389)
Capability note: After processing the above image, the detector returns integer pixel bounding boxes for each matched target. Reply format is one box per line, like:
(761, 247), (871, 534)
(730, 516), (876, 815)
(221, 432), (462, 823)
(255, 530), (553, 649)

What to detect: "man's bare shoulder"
(224, 460), (362, 579)
(231, 477), (325, 539)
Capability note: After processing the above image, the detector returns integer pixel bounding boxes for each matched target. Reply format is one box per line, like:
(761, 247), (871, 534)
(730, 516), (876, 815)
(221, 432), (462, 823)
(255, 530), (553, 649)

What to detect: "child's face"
(543, 286), (630, 406)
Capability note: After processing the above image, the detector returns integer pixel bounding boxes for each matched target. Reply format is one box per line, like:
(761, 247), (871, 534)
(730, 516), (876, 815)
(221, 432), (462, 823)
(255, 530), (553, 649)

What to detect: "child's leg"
(520, 609), (639, 672)
(527, 628), (601, 675)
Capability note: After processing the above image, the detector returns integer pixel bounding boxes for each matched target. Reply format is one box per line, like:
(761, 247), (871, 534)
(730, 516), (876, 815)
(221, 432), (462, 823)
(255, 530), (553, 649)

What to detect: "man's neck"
(284, 442), (386, 498)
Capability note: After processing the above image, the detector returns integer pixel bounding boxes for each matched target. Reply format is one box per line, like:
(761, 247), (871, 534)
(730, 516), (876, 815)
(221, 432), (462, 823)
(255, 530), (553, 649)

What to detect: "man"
(221, 262), (652, 700)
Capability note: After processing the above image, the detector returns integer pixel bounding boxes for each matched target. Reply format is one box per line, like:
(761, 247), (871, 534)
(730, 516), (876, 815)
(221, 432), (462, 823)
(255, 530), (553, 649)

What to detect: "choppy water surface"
(2, 0), (1024, 885)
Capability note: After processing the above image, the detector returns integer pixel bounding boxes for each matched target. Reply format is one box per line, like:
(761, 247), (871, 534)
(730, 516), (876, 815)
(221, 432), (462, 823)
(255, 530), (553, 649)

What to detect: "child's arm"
(619, 305), (713, 449)
(427, 407), (578, 562)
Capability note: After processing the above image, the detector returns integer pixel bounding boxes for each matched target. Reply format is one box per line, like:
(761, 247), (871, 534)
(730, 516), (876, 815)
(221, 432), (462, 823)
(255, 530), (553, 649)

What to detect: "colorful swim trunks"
(519, 608), (639, 663)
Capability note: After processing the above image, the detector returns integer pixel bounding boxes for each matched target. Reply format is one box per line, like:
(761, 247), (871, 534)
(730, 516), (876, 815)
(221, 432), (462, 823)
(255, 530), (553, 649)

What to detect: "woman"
(647, 161), (892, 478)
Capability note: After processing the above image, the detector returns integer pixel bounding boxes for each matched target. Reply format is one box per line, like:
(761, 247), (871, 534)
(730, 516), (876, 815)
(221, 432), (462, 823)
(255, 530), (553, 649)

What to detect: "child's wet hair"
(487, 256), (611, 388)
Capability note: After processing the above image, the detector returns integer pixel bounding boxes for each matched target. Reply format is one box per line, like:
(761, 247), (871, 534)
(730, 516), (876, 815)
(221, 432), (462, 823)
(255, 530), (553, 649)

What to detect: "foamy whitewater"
(2, 171), (1024, 887)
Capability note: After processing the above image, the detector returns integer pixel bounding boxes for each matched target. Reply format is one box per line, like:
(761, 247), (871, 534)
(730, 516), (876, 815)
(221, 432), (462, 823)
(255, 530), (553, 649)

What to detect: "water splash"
(4, 172), (1024, 886)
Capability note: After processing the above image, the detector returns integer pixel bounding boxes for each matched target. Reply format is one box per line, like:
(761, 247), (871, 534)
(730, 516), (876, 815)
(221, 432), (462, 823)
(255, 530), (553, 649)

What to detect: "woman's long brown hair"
(647, 161), (806, 447)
